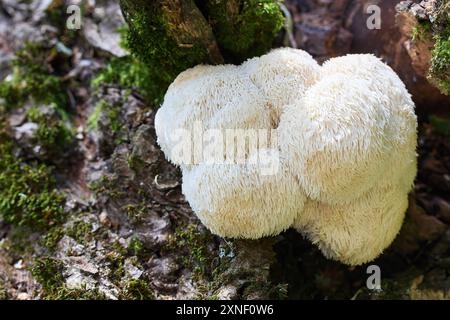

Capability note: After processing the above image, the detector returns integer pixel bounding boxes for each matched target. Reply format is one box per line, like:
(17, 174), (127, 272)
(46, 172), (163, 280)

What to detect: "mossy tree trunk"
(204, 0), (285, 62)
(120, 0), (224, 66)
(428, 0), (450, 95)
(119, 0), (285, 102)
(118, 0), (224, 103)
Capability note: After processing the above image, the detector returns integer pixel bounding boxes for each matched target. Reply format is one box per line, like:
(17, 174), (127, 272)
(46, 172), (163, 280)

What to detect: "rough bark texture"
(285, 0), (450, 115)
(204, 0), (286, 62)
(121, 0), (223, 65)
(285, 0), (353, 62)
(119, 0), (284, 102)
(348, 0), (442, 113)
(396, 0), (449, 96)
(118, 0), (224, 103)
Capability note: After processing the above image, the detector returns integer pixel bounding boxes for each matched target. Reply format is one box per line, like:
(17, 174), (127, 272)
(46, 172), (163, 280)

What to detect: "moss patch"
(31, 257), (66, 292)
(120, 279), (154, 300)
(0, 43), (66, 110)
(66, 220), (94, 246)
(116, 0), (284, 103)
(26, 106), (74, 156)
(119, 2), (214, 104)
(88, 174), (126, 200)
(166, 224), (215, 280)
(206, 0), (285, 62)
(423, 0), (450, 95)
(128, 237), (145, 257)
(0, 42), (74, 159)
(0, 138), (66, 230)
(87, 100), (121, 134)
(412, 21), (432, 42)
(92, 56), (155, 104)
(42, 227), (65, 251)
(31, 257), (106, 300)
(430, 34), (450, 95)
(0, 281), (7, 300)
(405, 1), (449, 95)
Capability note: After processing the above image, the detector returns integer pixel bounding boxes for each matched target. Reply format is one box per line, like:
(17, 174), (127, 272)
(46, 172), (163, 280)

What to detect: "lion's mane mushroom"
(155, 48), (417, 265)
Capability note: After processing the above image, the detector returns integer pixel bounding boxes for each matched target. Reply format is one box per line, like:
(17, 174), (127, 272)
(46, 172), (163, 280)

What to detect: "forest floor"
(0, 0), (449, 300)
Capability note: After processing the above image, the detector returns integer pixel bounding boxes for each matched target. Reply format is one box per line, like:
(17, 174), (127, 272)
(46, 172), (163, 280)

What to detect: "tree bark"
(120, 0), (224, 65)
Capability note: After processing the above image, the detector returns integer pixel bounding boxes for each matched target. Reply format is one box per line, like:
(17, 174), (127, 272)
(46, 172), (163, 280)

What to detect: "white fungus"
(155, 48), (418, 266)
(293, 183), (409, 265)
(182, 161), (306, 239)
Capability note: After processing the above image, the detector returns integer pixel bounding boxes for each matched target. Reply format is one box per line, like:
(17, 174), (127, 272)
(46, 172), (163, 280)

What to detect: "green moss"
(123, 6), (210, 74)
(0, 43), (66, 110)
(26, 106), (74, 155)
(87, 100), (125, 146)
(104, 241), (128, 282)
(86, 102), (103, 130)
(42, 226), (65, 251)
(120, 279), (154, 300)
(4, 227), (34, 258)
(404, 1), (450, 95)
(123, 203), (147, 225)
(424, 0), (450, 95)
(32, 257), (106, 300)
(110, 1), (284, 103)
(66, 220), (94, 245)
(51, 287), (106, 300)
(31, 257), (65, 292)
(0, 138), (66, 230)
(430, 35), (450, 94)
(0, 43), (73, 159)
(126, 153), (144, 173)
(166, 225), (214, 278)
(206, 0), (285, 62)
(412, 21), (432, 42)
(0, 81), (21, 109)
(120, 3), (211, 104)
(0, 281), (7, 300)
(128, 237), (145, 257)
(92, 56), (156, 104)
(88, 175), (126, 200)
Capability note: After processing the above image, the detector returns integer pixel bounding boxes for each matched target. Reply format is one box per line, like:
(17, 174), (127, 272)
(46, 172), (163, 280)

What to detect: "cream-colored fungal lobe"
(154, 48), (418, 266)
(155, 64), (272, 166)
(293, 182), (408, 266)
(182, 162), (306, 239)
(320, 54), (410, 96)
(278, 54), (417, 204)
(243, 48), (321, 126)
